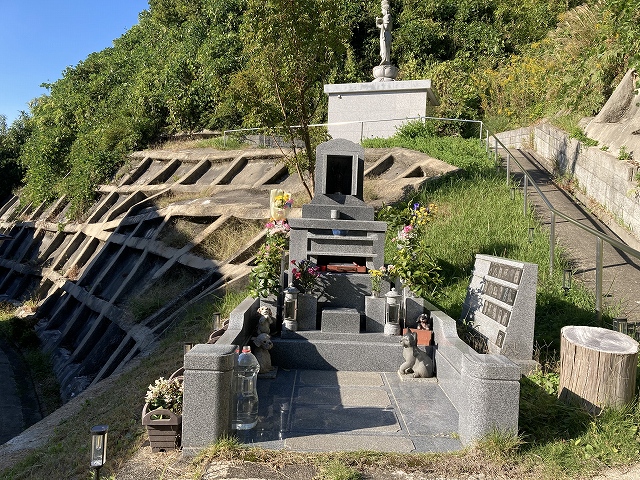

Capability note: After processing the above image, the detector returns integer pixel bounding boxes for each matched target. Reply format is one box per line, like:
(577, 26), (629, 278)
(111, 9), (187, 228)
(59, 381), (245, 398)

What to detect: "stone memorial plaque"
(482, 300), (511, 327)
(461, 254), (537, 361)
(487, 263), (522, 284)
(484, 280), (517, 306)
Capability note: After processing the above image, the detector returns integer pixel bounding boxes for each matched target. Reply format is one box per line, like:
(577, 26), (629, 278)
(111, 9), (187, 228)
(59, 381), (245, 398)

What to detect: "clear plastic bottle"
(232, 345), (260, 430)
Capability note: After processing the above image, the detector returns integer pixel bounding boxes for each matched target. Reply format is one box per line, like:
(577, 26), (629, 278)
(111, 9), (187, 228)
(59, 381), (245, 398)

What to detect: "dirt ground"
(113, 446), (640, 480)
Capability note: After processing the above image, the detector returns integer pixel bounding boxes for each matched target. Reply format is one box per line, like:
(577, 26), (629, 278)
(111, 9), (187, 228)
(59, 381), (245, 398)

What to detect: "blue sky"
(0, 1), (149, 125)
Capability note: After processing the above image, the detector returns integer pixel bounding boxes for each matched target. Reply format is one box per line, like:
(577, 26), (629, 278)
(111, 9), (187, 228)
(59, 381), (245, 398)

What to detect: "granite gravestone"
(288, 139), (387, 332)
(460, 254), (537, 366)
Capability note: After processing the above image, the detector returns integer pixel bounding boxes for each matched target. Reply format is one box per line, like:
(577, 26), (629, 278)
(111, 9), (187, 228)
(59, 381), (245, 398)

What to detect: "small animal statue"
(416, 313), (430, 330)
(398, 328), (434, 378)
(251, 332), (274, 374)
(256, 306), (275, 335)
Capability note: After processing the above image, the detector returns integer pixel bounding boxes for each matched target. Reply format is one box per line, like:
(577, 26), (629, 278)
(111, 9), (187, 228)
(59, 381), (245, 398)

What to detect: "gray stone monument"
(460, 254), (538, 372)
(181, 344), (236, 457)
(288, 139), (387, 332)
(324, 0), (439, 143)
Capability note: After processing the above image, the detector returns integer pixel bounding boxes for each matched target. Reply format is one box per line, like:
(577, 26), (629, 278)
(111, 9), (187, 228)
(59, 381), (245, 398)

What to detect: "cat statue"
(398, 328), (434, 378)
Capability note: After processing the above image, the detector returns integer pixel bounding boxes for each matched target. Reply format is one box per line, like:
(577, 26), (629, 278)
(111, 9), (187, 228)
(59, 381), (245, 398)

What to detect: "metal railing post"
(506, 152), (511, 185)
(596, 238), (603, 323)
(223, 131), (227, 147)
(550, 211), (556, 276)
(360, 122), (364, 143)
(523, 175), (529, 217)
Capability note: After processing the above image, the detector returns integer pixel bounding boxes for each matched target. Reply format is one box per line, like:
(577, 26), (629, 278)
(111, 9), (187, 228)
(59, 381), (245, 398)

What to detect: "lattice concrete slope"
(0, 146), (458, 402)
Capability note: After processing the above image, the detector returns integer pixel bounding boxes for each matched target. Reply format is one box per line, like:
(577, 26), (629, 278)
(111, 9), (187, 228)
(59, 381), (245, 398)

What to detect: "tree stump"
(559, 325), (638, 414)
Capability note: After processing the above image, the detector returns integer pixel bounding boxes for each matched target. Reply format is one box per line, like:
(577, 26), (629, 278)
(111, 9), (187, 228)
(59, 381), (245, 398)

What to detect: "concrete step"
(271, 331), (404, 372)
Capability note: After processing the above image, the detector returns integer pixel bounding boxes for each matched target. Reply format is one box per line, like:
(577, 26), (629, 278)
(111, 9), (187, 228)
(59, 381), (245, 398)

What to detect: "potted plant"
(290, 259), (322, 295)
(142, 375), (183, 452)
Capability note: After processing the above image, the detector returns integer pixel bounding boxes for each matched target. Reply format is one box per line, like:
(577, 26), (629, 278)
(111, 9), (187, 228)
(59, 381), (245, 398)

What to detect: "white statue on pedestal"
(376, 1), (392, 65)
(373, 0), (398, 82)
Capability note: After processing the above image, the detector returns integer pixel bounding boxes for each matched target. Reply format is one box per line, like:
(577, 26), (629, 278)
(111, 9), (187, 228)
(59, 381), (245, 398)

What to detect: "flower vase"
(271, 207), (288, 221)
(297, 293), (318, 330)
(142, 404), (182, 452)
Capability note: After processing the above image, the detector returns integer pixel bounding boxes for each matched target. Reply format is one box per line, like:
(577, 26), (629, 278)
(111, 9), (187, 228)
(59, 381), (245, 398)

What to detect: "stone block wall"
(496, 123), (640, 245)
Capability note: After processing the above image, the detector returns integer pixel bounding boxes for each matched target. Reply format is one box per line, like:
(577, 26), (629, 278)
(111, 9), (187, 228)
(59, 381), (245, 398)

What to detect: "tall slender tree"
(233, 0), (351, 199)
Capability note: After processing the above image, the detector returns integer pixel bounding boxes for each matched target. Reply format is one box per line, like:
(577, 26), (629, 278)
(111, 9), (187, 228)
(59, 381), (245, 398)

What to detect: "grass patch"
(191, 217), (264, 260)
(153, 190), (216, 210)
(155, 136), (248, 151)
(156, 216), (215, 249)
(315, 459), (363, 480)
(127, 266), (200, 321)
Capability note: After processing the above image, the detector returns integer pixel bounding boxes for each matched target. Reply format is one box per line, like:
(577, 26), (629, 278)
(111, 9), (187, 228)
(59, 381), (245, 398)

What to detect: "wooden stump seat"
(559, 325), (638, 414)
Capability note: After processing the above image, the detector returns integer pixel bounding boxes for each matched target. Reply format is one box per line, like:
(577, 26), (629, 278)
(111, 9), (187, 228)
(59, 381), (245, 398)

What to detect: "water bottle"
(232, 345), (260, 430)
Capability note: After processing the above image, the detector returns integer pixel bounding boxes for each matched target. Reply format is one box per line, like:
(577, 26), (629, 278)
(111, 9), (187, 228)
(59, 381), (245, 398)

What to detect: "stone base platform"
(271, 331), (405, 372)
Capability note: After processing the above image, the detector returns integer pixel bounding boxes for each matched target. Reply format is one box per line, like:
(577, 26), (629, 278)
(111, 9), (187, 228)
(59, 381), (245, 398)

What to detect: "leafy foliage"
(0, 115), (28, 201)
(230, 0), (352, 198)
(10, 0), (640, 213)
(248, 221), (289, 298)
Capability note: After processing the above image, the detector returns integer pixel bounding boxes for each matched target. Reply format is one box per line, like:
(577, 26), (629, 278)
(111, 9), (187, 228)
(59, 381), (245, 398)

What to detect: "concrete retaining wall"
(496, 124), (640, 244)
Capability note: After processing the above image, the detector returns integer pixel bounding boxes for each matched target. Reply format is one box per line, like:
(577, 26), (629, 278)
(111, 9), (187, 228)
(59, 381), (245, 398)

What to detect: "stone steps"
(271, 331), (404, 372)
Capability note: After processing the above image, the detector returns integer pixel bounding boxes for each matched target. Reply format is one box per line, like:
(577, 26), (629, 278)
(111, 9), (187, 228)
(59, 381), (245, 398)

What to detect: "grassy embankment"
(1, 131), (638, 480)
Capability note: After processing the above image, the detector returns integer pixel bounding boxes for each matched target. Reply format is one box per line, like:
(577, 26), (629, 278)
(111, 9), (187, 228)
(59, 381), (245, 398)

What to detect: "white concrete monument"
(324, 0), (440, 143)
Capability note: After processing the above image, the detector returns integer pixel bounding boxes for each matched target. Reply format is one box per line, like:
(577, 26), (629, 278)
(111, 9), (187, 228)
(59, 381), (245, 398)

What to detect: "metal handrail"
(481, 124), (640, 321)
(223, 115), (484, 146)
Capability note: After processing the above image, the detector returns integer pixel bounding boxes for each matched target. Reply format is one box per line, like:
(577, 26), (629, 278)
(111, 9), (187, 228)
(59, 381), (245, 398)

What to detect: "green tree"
(232, 0), (352, 199)
(0, 114), (28, 201)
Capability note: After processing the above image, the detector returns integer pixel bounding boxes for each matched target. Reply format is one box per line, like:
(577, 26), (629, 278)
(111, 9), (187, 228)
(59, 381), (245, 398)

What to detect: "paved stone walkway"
(233, 369), (462, 453)
(507, 149), (640, 325)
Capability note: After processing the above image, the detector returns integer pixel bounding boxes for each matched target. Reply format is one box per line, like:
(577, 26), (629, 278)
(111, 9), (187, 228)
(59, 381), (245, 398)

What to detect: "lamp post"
(283, 284), (299, 332)
(90, 425), (108, 480)
(613, 317), (628, 334)
(384, 288), (402, 335)
(563, 269), (572, 294)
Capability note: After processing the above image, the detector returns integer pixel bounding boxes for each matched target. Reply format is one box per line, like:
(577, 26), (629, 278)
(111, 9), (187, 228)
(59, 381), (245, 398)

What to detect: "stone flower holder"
(364, 295), (386, 333)
(142, 405), (182, 452)
(297, 293), (318, 330)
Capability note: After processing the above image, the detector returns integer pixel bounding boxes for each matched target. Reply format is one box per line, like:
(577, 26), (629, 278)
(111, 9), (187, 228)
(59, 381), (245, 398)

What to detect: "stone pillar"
(181, 343), (236, 457)
(458, 354), (521, 445)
